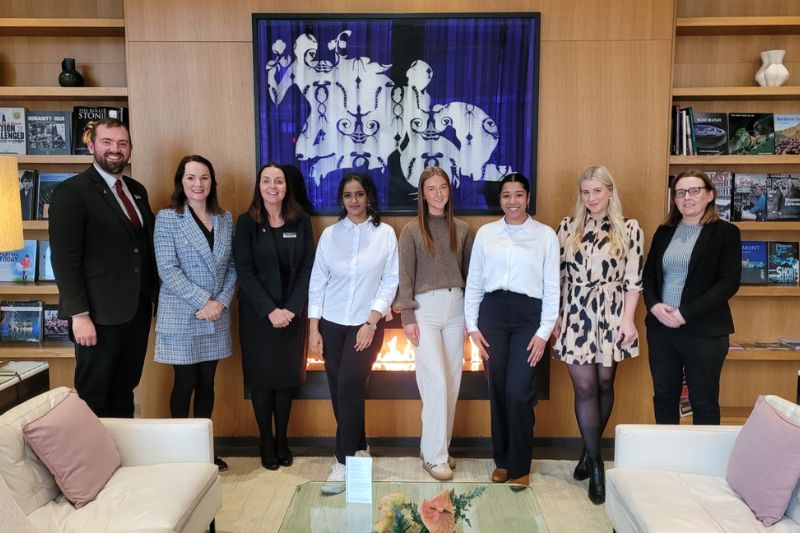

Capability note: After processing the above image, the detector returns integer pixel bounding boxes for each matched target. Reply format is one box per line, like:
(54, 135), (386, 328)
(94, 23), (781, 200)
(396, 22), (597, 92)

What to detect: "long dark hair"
(337, 173), (381, 226)
(168, 155), (223, 214)
(247, 162), (303, 225)
(417, 166), (456, 254)
(282, 164), (314, 215)
(665, 169), (719, 226)
(498, 172), (531, 211)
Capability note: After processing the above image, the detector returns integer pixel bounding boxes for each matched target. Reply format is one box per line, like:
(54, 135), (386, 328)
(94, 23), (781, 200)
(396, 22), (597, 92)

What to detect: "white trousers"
(414, 288), (465, 466)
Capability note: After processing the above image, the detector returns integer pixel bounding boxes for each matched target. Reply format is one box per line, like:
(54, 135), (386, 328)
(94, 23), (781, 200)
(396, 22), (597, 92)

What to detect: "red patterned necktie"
(114, 179), (142, 231)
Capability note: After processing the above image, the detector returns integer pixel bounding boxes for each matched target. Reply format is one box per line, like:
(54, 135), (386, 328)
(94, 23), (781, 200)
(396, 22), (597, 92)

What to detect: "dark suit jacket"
(49, 165), (156, 325)
(233, 212), (315, 318)
(643, 219), (741, 336)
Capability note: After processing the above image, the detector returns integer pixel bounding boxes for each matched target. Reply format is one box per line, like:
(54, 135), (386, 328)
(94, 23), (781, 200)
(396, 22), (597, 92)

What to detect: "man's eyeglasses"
(674, 186), (707, 199)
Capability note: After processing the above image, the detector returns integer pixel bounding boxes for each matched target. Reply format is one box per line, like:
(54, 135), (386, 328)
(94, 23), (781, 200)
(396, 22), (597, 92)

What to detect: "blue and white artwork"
(253, 14), (541, 213)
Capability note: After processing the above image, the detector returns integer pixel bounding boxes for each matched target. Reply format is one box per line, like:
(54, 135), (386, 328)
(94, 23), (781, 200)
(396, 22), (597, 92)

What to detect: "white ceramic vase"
(764, 50), (790, 87)
(754, 51), (770, 87)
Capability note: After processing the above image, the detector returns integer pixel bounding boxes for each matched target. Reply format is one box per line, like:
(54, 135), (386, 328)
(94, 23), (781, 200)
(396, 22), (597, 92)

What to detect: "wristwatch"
(364, 321), (377, 331)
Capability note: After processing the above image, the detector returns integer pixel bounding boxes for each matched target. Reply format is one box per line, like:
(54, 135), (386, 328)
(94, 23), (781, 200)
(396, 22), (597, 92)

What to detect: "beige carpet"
(214, 456), (612, 532)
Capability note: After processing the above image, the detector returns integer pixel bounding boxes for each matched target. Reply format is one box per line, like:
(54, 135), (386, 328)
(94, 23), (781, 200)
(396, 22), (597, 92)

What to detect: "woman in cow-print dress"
(552, 165), (644, 505)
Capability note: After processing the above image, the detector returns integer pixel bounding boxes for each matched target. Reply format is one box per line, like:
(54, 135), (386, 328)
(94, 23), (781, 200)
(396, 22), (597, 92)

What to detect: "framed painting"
(253, 13), (541, 214)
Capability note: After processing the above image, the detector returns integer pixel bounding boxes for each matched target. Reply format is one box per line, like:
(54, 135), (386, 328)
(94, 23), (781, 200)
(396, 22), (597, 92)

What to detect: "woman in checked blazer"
(154, 155), (236, 471)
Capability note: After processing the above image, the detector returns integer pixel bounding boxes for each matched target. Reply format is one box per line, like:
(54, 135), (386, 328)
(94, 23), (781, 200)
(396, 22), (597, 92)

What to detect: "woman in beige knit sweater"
(396, 166), (474, 481)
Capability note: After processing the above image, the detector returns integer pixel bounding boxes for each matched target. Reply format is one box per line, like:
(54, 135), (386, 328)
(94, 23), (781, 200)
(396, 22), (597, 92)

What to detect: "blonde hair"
(417, 166), (456, 255)
(566, 166), (629, 258)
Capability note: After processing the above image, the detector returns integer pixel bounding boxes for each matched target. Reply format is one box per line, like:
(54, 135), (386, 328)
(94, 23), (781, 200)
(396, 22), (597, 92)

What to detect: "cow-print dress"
(553, 215), (644, 366)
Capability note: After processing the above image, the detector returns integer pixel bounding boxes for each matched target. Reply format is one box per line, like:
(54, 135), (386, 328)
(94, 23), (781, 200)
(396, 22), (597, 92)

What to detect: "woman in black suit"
(234, 163), (315, 469)
(643, 170), (741, 425)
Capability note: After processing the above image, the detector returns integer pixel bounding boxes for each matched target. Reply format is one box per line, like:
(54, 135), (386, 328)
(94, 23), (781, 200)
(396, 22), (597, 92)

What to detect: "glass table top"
(279, 480), (549, 532)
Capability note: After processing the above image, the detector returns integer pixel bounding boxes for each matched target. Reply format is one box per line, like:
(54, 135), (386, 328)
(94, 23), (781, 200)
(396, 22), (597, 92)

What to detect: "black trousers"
(478, 291), (541, 479)
(648, 325), (728, 425)
(73, 294), (152, 417)
(320, 318), (385, 463)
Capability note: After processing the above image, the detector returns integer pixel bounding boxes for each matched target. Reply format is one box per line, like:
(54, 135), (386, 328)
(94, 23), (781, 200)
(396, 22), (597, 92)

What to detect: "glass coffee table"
(279, 481), (549, 532)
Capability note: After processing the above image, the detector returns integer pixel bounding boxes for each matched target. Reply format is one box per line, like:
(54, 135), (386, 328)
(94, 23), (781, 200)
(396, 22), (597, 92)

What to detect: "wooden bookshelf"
(17, 155), (93, 165)
(676, 16), (800, 36)
(0, 18), (124, 37)
(669, 155), (800, 165)
(736, 286), (800, 297)
(0, 283), (58, 295)
(727, 350), (800, 362)
(720, 406), (751, 425)
(672, 86), (800, 101)
(0, 87), (128, 100)
(734, 221), (800, 231)
(0, 346), (73, 359)
(21, 221), (48, 231)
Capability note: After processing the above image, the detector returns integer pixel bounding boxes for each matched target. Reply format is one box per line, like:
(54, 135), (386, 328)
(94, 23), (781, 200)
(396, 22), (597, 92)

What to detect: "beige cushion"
(0, 387), (69, 514)
(23, 390), (120, 508)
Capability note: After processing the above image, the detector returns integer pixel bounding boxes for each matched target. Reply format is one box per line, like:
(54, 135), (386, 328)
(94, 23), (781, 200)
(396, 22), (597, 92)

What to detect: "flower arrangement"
(374, 486), (486, 533)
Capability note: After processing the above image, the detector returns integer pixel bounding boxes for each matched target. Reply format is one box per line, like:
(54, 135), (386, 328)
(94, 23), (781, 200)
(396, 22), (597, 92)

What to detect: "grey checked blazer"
(153, 208), (237, 337)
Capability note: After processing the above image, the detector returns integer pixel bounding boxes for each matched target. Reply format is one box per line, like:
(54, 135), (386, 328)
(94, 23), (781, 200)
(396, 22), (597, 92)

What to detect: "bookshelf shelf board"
(735, 221), (800, 231)
(669, 155), (800, 165)
(0, 346), (73, 359)
(17, 155), (93, 165)
(676, 16), (800, 36)
(736, 286), (800, 297)
(727, 350), (800, 361)
(0, 18), (124, 36)
(21, 221), (48, 231)
(0, 282), (58, 295)
(672, 86), (800, 100)
(0, 87), (128, 100)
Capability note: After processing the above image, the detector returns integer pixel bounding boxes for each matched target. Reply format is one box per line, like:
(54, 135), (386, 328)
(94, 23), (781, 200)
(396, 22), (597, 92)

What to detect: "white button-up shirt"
(94, 162), (143, 225)
(464, 216), (560, 339)
(308, 217), (399, 326)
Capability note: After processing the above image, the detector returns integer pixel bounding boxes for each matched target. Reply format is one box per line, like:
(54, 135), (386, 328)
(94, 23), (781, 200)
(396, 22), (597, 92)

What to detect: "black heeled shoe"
(277, 448), (293, 467)
(573, 449), (590, 481)
(588, 456), (605, 505)
(260, 443), (279, 471)
(214, 456), (229, 472)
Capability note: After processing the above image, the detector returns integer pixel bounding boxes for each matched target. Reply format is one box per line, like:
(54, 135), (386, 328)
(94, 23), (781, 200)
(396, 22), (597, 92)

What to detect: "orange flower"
(419, 490), (456, 533)
(375, 491), (407, 533)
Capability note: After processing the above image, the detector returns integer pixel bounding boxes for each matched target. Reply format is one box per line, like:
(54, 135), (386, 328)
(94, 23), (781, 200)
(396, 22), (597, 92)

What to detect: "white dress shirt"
(464, 216), (560, 339)
(94, 162), (142, 225)
(308, 217), (399, 326)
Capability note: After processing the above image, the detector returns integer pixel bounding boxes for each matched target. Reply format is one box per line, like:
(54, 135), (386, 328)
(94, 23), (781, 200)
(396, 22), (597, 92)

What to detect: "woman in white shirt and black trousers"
(465, 173), (560, 489)
(308, 173), (399, 495)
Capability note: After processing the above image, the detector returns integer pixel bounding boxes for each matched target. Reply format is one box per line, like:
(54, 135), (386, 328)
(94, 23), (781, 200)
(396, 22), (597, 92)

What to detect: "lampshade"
(0, 156), (23, 252)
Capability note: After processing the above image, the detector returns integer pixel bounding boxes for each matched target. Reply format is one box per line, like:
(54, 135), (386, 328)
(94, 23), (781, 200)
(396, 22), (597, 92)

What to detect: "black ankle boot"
(260, 442), (279, 471)
(588, 456), (605, 505)
(573, 449), (590, 481)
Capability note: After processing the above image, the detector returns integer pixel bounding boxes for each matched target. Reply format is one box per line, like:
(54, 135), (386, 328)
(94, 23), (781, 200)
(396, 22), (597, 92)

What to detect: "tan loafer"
(508, 474), (530, 491)
(491, 467), (509, 483)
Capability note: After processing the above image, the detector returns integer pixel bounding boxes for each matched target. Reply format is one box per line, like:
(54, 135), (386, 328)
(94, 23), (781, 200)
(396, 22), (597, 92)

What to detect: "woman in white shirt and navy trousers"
(308, 173), (399, 494)
(465, 173), (560, 488)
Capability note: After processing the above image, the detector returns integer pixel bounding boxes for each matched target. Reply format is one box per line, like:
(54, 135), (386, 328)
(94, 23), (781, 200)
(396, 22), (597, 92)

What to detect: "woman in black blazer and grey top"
(234, 163), (315, 469)
(643, 169), (741, 425)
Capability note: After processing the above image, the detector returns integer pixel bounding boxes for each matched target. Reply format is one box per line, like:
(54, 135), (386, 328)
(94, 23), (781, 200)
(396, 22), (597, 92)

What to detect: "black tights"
(171, 361), (218, 418)
(568, 363), (618, 459)
(251, 388), (293, 458)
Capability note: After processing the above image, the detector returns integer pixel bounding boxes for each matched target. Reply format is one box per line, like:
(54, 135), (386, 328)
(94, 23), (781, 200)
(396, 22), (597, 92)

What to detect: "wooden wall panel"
(0, 1), (123, 18)
(124, 0), (676, 438)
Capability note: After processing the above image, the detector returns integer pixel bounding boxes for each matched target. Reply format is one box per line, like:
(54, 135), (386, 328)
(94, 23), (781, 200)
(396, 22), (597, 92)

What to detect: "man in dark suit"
(49, 118), (156, 417)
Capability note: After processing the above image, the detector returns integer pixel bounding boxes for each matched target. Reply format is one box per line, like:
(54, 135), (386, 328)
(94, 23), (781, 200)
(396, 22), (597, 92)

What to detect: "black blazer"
(643, 219), (741, 336)
(49, 165), (157, 325)
(233, 212), (315, 318)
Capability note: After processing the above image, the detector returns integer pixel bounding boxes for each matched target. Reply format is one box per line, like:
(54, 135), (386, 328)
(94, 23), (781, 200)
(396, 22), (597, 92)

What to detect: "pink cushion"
(727, 395), (800, 526)
(22, 390), (120, 508)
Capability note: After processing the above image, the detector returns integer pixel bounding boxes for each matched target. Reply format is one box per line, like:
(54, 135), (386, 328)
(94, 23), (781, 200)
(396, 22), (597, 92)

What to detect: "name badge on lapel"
(283, 232), (297, 239)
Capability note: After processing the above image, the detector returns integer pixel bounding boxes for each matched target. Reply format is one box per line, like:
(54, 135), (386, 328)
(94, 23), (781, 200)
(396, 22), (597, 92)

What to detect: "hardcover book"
(37, 173), (73, 220)
(26, 111), (72, 155)
(733, 173), (768, 221)
(774, 114), (800, 155)
(693, 112), (729, 155)
(707, 171), (732, 221)
(72, 106), (109, 155)
(43, 305), (69, 342)
(0, 240), (38, 283)
(768, 241), (800, 285)
(18, 170), (37, 221)
(0, 107), (26, 155)
(741, 241), (768, 284)
(728, 113), (775, 155)
(767, 174), (800, 220)
(0, 300), (43, 343)
(37, 240), (55, 282)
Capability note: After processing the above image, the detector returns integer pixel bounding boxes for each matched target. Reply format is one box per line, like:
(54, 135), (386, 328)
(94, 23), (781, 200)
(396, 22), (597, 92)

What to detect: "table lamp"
(0, 156), (23, 252)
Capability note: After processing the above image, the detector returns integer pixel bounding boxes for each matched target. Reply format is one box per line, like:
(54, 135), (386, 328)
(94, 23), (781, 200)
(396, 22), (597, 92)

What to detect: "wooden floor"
(215, 456), (612, 532)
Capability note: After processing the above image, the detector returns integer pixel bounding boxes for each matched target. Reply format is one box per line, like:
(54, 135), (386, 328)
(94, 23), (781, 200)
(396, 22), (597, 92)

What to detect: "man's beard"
(94, 152), (127, 175)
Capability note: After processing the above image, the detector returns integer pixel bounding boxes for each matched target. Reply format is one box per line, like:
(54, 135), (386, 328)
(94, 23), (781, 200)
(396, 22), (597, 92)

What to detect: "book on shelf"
(737, 341), (799, 351)
(693, 112), (728, 155)
(18, 170), (37, 221)
(26, 111), (72, 156)
(774, 114), (800, 155)
(37, 240), (54, 282)
(0, 240), (38, 283)
(733, 173), (768, 221)
(37, 173), (74, 220)
(741, 241), (768, 285)
(679, 372), (692, 418)
(728, 113), (774, 155)
(768, 241), (799, 286)
(707, 171), (732, 221)
(0, 107), (26, 155)
(43, 305), (69, 342)
(0, 300), (43, 343)
(767, 174), (800, 220)
(71, 106), (128, 155)
(729, 340), (743, 351)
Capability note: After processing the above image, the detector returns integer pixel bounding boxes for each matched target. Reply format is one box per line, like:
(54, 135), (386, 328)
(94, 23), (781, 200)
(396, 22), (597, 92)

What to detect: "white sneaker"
(355, 446), (371, 458)
(423, 461), (453, 481)
(321, 462), (346, 495)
